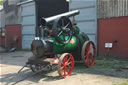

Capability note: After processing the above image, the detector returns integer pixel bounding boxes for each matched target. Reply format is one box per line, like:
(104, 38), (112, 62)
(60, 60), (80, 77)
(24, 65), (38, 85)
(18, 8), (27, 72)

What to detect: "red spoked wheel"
(81, 41), (96, 68)
(58, 53), (74, 78)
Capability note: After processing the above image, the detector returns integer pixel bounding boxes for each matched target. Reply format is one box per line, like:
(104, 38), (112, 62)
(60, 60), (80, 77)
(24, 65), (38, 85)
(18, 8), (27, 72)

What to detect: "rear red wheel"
(81, 41), (96, 67)
(58, 53), (74, 78)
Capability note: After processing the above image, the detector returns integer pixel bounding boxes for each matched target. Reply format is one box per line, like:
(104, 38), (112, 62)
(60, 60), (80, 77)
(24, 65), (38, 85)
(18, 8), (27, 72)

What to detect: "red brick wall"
(6, 25), (22, 49)
(98, 17), (128, 58)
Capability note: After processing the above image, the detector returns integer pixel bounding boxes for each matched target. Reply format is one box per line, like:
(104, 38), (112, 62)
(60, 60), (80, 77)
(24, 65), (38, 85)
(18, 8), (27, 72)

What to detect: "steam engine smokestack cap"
(40, 18), (47, 26)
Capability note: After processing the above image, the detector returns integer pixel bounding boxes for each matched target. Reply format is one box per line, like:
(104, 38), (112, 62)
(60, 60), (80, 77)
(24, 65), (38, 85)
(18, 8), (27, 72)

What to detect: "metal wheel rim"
(58, 53), (74, 78)
(81, 41), (96, 67)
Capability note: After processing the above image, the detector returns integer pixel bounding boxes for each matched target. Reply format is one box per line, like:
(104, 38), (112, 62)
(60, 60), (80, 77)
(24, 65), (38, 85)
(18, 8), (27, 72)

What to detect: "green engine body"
(31, 25), (89, 61)
(50, 26), (89, 54)
(52, 33), (89, 54)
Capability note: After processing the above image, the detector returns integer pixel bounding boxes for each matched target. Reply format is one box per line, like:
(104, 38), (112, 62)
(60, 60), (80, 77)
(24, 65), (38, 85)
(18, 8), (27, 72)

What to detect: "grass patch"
(94, 58), (128, 69)
(74, 57), (128, 69)
(120, 80), (128, 85)
(115, 80), (128, 85)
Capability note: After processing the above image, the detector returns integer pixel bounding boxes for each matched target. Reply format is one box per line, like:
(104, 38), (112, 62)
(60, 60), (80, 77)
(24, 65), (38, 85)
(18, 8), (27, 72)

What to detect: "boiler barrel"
(52, 35), (88, 54)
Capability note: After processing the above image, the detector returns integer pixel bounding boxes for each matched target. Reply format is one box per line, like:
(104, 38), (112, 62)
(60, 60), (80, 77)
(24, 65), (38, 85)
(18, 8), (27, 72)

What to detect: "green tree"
(0, 0), (3, 5)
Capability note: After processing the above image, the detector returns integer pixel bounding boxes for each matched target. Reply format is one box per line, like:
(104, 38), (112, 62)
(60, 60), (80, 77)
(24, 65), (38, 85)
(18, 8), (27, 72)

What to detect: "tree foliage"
(0, 0), (3, 5)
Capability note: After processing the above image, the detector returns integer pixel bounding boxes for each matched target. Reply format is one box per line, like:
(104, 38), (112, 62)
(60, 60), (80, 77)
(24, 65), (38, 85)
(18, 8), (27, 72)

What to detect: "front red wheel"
(58, 53), (74, 78)
(81, 41), (96, 67)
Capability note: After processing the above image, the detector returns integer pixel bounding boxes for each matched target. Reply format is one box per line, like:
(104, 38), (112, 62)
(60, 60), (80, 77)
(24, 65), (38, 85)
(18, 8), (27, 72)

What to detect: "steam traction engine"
(24, 10), (96, 78)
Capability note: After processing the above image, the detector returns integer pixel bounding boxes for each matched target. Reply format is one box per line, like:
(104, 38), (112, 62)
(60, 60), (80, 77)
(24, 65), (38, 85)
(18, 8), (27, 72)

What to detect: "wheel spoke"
(85, 53), (89, 59)
(64, 67), (66, 76)
(86, 55), (90, 65)
(87, 57), (89, 64)
(65, 55), (68, 61)
(91, 55), (95, 62)
(61, 61), (64, 65)
(67, 57), (71, 63)
(65, 66), (69, 73)
(87, 53), (93, 65)
(58, 30), (63, 37)
(67, 62), (71, 65)
(87, 46), (91, 55)
(64, 23), (70, 29)
(89, 55), (91, 65)
(63, 55), (68, 63)
(63, 56), (66, 63)
(60, 67), (64, 71)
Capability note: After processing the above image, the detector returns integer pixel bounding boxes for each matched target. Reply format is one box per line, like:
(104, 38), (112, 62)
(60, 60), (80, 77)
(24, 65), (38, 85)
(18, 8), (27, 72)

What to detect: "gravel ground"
(0, 51), (128, 85)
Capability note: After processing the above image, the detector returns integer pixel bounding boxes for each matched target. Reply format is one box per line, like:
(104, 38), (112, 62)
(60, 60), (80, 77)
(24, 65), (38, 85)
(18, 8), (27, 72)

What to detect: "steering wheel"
(52, 16), (73, 44)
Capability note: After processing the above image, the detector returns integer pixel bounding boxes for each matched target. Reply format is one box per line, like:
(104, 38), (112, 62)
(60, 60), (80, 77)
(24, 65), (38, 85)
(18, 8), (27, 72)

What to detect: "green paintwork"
(53, 36), (78, 53)
(74, 26), (80, 35)
(50, 26), (89, 54)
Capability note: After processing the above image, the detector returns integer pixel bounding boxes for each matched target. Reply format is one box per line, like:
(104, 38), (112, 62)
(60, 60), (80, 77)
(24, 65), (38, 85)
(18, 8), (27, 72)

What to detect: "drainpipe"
(34, 0), (39, 37)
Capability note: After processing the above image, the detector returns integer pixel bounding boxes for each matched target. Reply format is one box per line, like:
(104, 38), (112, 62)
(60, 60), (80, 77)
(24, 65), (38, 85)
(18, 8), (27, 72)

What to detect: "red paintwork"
(0, 37), (5, 47)
(84, 41), (96, 67)
(6, 24), (22, 49)
(44, 52), (53, 55)
(60, 53), (74, 78)
(98, 17), (128, 58)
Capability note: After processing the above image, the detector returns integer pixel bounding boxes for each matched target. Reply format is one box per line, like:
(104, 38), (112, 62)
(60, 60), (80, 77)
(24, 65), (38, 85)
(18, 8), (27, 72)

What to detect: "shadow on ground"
(0, 68), (65, 85)
(0, 51), (128, 85)
(1, 60), (128, 85)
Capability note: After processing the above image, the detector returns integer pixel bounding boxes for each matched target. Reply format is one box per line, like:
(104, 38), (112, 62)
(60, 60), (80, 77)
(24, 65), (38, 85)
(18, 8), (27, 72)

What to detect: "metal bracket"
(17, 64), (28, 73)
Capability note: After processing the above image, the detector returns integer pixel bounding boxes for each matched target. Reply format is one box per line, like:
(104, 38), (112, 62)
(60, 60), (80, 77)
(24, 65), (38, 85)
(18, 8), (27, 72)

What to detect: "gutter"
(17, 0), (34, 6)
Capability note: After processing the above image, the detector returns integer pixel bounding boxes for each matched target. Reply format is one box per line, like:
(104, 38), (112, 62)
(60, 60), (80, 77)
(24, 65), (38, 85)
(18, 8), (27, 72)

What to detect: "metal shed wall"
(98, 17), (128, 59)
(0, 9), (5, 47)
(0, 9), (5, 28)
(21, 0), (69, 49)
(6, 25), (22, 49)
(0, 10), (1, 28)
(98, 0), (128, 19)
(21, 1), (36, 49)
(70, 0), (97, 47)
(0, 36), (5, 47)
(3, 0), (21, 25)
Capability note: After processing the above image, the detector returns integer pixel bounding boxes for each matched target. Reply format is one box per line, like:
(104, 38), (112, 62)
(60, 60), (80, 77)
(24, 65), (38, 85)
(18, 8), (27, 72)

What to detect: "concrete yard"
(0, 51), (128, 85)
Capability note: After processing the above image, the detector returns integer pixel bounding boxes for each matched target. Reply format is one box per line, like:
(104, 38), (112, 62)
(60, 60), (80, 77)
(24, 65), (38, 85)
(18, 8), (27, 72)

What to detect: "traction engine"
(19, 10), (96, 78)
